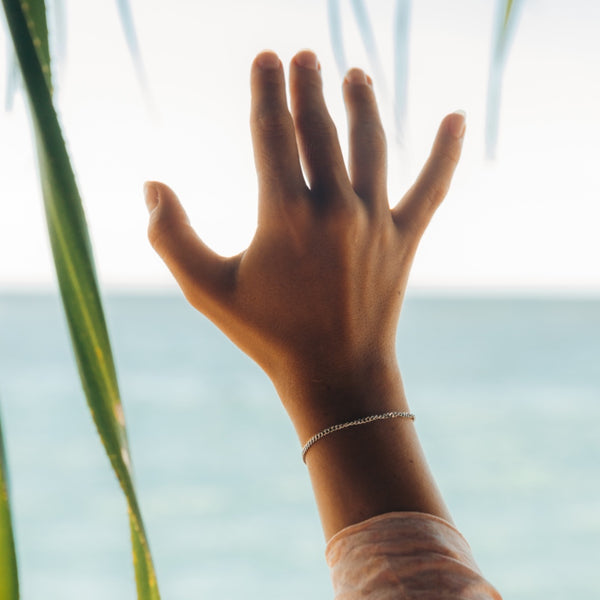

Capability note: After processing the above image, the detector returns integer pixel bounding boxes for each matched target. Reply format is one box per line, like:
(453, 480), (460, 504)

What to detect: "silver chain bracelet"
(301, 410), (415, 463)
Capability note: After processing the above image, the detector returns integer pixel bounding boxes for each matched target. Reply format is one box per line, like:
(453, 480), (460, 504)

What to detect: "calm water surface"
(0, 293), (598, 599)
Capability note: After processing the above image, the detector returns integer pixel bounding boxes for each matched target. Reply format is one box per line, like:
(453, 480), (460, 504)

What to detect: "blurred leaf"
(503, 0), (514, 29)
(349, 0), (388, 98)
(327, 1), (393, 135)
(327, 0), (347, 75)
(0, 406), (19, 600)
(393, 0), (411, 144)
(4, 0), (51, 109)
(1, 1), (160, 597)
(486, 0), (521, 159)
(5, 1), (150, 111)
(19, 0), (52, 90)
(115, 0), (153, 109)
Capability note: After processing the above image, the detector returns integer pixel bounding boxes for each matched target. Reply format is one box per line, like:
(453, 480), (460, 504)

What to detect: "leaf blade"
(349, 0), (388, 98)
(115, 0), (149, 92)
(2, 1), (160, 597)
(486, 0), (522, 159)
(327, 0), (347, 76)
(18, 0), (52, 91)
(0, 407), (19, 600)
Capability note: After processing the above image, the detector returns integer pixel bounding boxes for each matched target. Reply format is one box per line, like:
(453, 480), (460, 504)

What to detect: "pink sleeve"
(326, 512), (502, 599)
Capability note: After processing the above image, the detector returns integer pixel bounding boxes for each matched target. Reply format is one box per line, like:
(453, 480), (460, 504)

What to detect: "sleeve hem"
(326, 511), (471, 553)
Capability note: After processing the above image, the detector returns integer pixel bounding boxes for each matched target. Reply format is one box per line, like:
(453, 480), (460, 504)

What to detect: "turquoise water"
(0, 293), (599, 599)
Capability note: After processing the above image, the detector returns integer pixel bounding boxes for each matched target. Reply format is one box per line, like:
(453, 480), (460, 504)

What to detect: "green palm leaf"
(0, 407), (19, 600)
(4, 0), (147, 110)
(486, 0), (521, 158)
(1, 1), (160, 597)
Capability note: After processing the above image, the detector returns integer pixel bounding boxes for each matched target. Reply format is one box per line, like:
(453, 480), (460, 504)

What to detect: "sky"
(0, 0), (599, 292)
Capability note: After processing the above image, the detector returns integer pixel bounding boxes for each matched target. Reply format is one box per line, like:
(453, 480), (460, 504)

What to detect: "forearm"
(275, 359), (452, 541)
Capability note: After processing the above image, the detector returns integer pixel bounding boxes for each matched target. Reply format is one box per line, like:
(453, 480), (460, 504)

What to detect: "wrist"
(271, 353), (409, 444)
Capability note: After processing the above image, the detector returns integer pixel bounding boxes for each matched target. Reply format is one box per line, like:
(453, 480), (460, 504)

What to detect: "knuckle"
(147, 221), (165, 251)
(368, 121), (387, 151)
(253, 108), (293, 139)
(423, 180), (450, 209)
(424, 180), (449, 212)
(322, 200), (367, 238)
(357, 121), (387, 156)
(146, 213), (162, 248)
(435, 142), (462, 165)
(295, 108), (337, 139)
(147, 213), (176, 253)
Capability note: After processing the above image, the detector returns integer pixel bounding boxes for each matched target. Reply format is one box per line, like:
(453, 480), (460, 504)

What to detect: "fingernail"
(144, 182), (159, 213)
(449, 110), (467, 139)
(294, 50), (319, 70)
(256, 51), (280, 70)
(344, 68), (368, 85)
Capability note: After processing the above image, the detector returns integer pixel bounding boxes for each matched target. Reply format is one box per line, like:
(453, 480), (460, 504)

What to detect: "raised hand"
(145, 50), (465, 538)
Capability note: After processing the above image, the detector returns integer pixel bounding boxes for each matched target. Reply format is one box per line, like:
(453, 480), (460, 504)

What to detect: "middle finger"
(289, 50), (351, 201)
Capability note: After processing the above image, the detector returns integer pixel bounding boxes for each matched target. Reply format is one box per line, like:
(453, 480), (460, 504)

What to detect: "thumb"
(145, 181), (231, 308)
(392, 111), (466, 240)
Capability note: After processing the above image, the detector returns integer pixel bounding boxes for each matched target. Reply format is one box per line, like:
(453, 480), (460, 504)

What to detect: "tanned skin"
(145, 50), (465, 541)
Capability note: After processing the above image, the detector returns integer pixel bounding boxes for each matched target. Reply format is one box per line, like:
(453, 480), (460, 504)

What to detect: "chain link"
(302, 411), (415, 463)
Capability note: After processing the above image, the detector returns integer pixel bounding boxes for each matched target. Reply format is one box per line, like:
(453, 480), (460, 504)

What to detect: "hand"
(145, 49), (465, 538)
(145, 50), (464, 435)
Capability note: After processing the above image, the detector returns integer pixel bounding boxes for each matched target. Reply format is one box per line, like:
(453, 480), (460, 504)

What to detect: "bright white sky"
(0, 0), (599, 292)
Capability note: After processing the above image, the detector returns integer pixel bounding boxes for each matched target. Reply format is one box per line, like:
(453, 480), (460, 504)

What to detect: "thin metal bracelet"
(301, 410), (415, 463)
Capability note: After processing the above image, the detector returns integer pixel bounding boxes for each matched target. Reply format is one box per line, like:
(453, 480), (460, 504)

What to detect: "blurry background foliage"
(0, 0), (518, 598)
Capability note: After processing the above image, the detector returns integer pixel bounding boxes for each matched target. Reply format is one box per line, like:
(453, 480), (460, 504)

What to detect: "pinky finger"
(392, 111), (466, 240)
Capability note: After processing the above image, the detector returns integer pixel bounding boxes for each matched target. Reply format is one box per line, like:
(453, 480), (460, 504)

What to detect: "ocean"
(0, 292), (598, 599)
